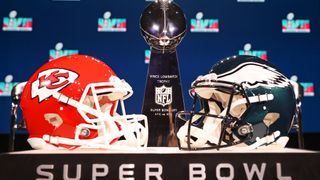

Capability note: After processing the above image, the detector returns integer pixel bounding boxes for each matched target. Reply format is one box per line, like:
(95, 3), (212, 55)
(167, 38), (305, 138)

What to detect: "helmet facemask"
(175, 73), (279, 150)
(39, 76), (148, 150)
(75, 76), (148, 149)
(175, 56), (296, 151)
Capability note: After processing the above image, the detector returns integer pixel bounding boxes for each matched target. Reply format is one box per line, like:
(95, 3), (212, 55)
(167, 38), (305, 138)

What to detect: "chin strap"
(42, 135), (82, 146)
(246, 130), (281, 149)
(27, 137), (71, 150)
(43, 80), (148, 150)
(27, 135), (79, 150)
(225, 131), (288, 151)
(177, 93), (276, 150)
(28, 114), (148, 150)
(27, 135), (83, 150)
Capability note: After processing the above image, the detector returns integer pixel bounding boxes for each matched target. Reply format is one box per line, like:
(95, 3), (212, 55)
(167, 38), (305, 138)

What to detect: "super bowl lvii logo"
(0, 75), (18, 97)
(190, 12), (219, 33)
(2, 10), (32, 31)
(98, 11), (127, 32)
(282, 13), (310, 33)
(145, 49), (151, 64)
(239, 43), (267, 60)
(290, 75), (315, 97)
(300, 82), (315, 97)
(49, 42), (79, 61)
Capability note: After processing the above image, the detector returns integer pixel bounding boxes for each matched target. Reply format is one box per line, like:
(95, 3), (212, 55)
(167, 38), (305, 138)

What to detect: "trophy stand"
(140, 0), (187, 146)
(142, 50), (184, 146)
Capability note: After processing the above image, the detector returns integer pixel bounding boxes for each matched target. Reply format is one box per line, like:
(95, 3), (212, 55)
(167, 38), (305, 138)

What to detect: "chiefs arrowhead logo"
(31, 68), (79, 102)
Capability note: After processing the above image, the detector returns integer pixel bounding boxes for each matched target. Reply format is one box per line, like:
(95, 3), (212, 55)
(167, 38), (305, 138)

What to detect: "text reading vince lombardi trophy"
(140, 0), (186, 146)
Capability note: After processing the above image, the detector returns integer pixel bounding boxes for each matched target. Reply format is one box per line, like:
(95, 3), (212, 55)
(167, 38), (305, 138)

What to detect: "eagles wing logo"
(218, 62), (290, 88)
(31, 68), (79, 102)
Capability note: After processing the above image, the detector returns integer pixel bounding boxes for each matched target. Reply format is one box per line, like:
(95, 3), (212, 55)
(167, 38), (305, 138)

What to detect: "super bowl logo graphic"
(282, 13), (310, 33)
(155, 85), (172, 107)
(300, 82), (315, 97)
(145, 49), (151, 64)
(49, 42), (79, 61)
(98, 11), (127, 32)
(0, 75), (18, 97)
(2, 10), (32, 31)
(190, 12), (219, 33)
(239, 43), (268, 60)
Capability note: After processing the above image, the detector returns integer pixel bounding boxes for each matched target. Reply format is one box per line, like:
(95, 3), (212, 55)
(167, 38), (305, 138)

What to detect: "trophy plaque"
(140, 0), (186, 146)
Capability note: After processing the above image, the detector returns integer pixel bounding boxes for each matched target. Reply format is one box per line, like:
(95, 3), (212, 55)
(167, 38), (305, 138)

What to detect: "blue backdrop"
(0, 0), (319, 133)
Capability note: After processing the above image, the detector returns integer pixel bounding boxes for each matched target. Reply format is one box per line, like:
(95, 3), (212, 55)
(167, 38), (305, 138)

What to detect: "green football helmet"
(175, 55), (296, 150)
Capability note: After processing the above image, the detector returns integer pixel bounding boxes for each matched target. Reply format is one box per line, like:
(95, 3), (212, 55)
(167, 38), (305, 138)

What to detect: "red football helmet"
(20, 55), (148, 149)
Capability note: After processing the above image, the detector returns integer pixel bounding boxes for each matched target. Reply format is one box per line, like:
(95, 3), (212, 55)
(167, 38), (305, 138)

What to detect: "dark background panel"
(0, 0), (319, 144)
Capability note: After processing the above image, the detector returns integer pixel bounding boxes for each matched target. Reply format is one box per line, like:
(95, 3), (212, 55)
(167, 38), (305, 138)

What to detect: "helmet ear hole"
(263, 113), (280, 127)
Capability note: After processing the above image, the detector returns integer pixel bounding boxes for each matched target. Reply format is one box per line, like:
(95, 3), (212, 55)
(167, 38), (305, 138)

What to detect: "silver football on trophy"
(140, 0), (187, 52)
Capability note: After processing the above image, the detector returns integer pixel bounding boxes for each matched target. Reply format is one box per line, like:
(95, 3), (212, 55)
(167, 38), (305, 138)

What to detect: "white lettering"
(63, 164), (81, 180)
(216, 163), (234, 180)
(36, 164), (54, 180)
(33, 162), (294, 180)
(145, 163), (163, 180)
(189, 163), (206, 180)
(276, 163), (292, 180)
(243, 163), (266, 180)
(92, 164), (109, 180)
(120, 164), (135, 180)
